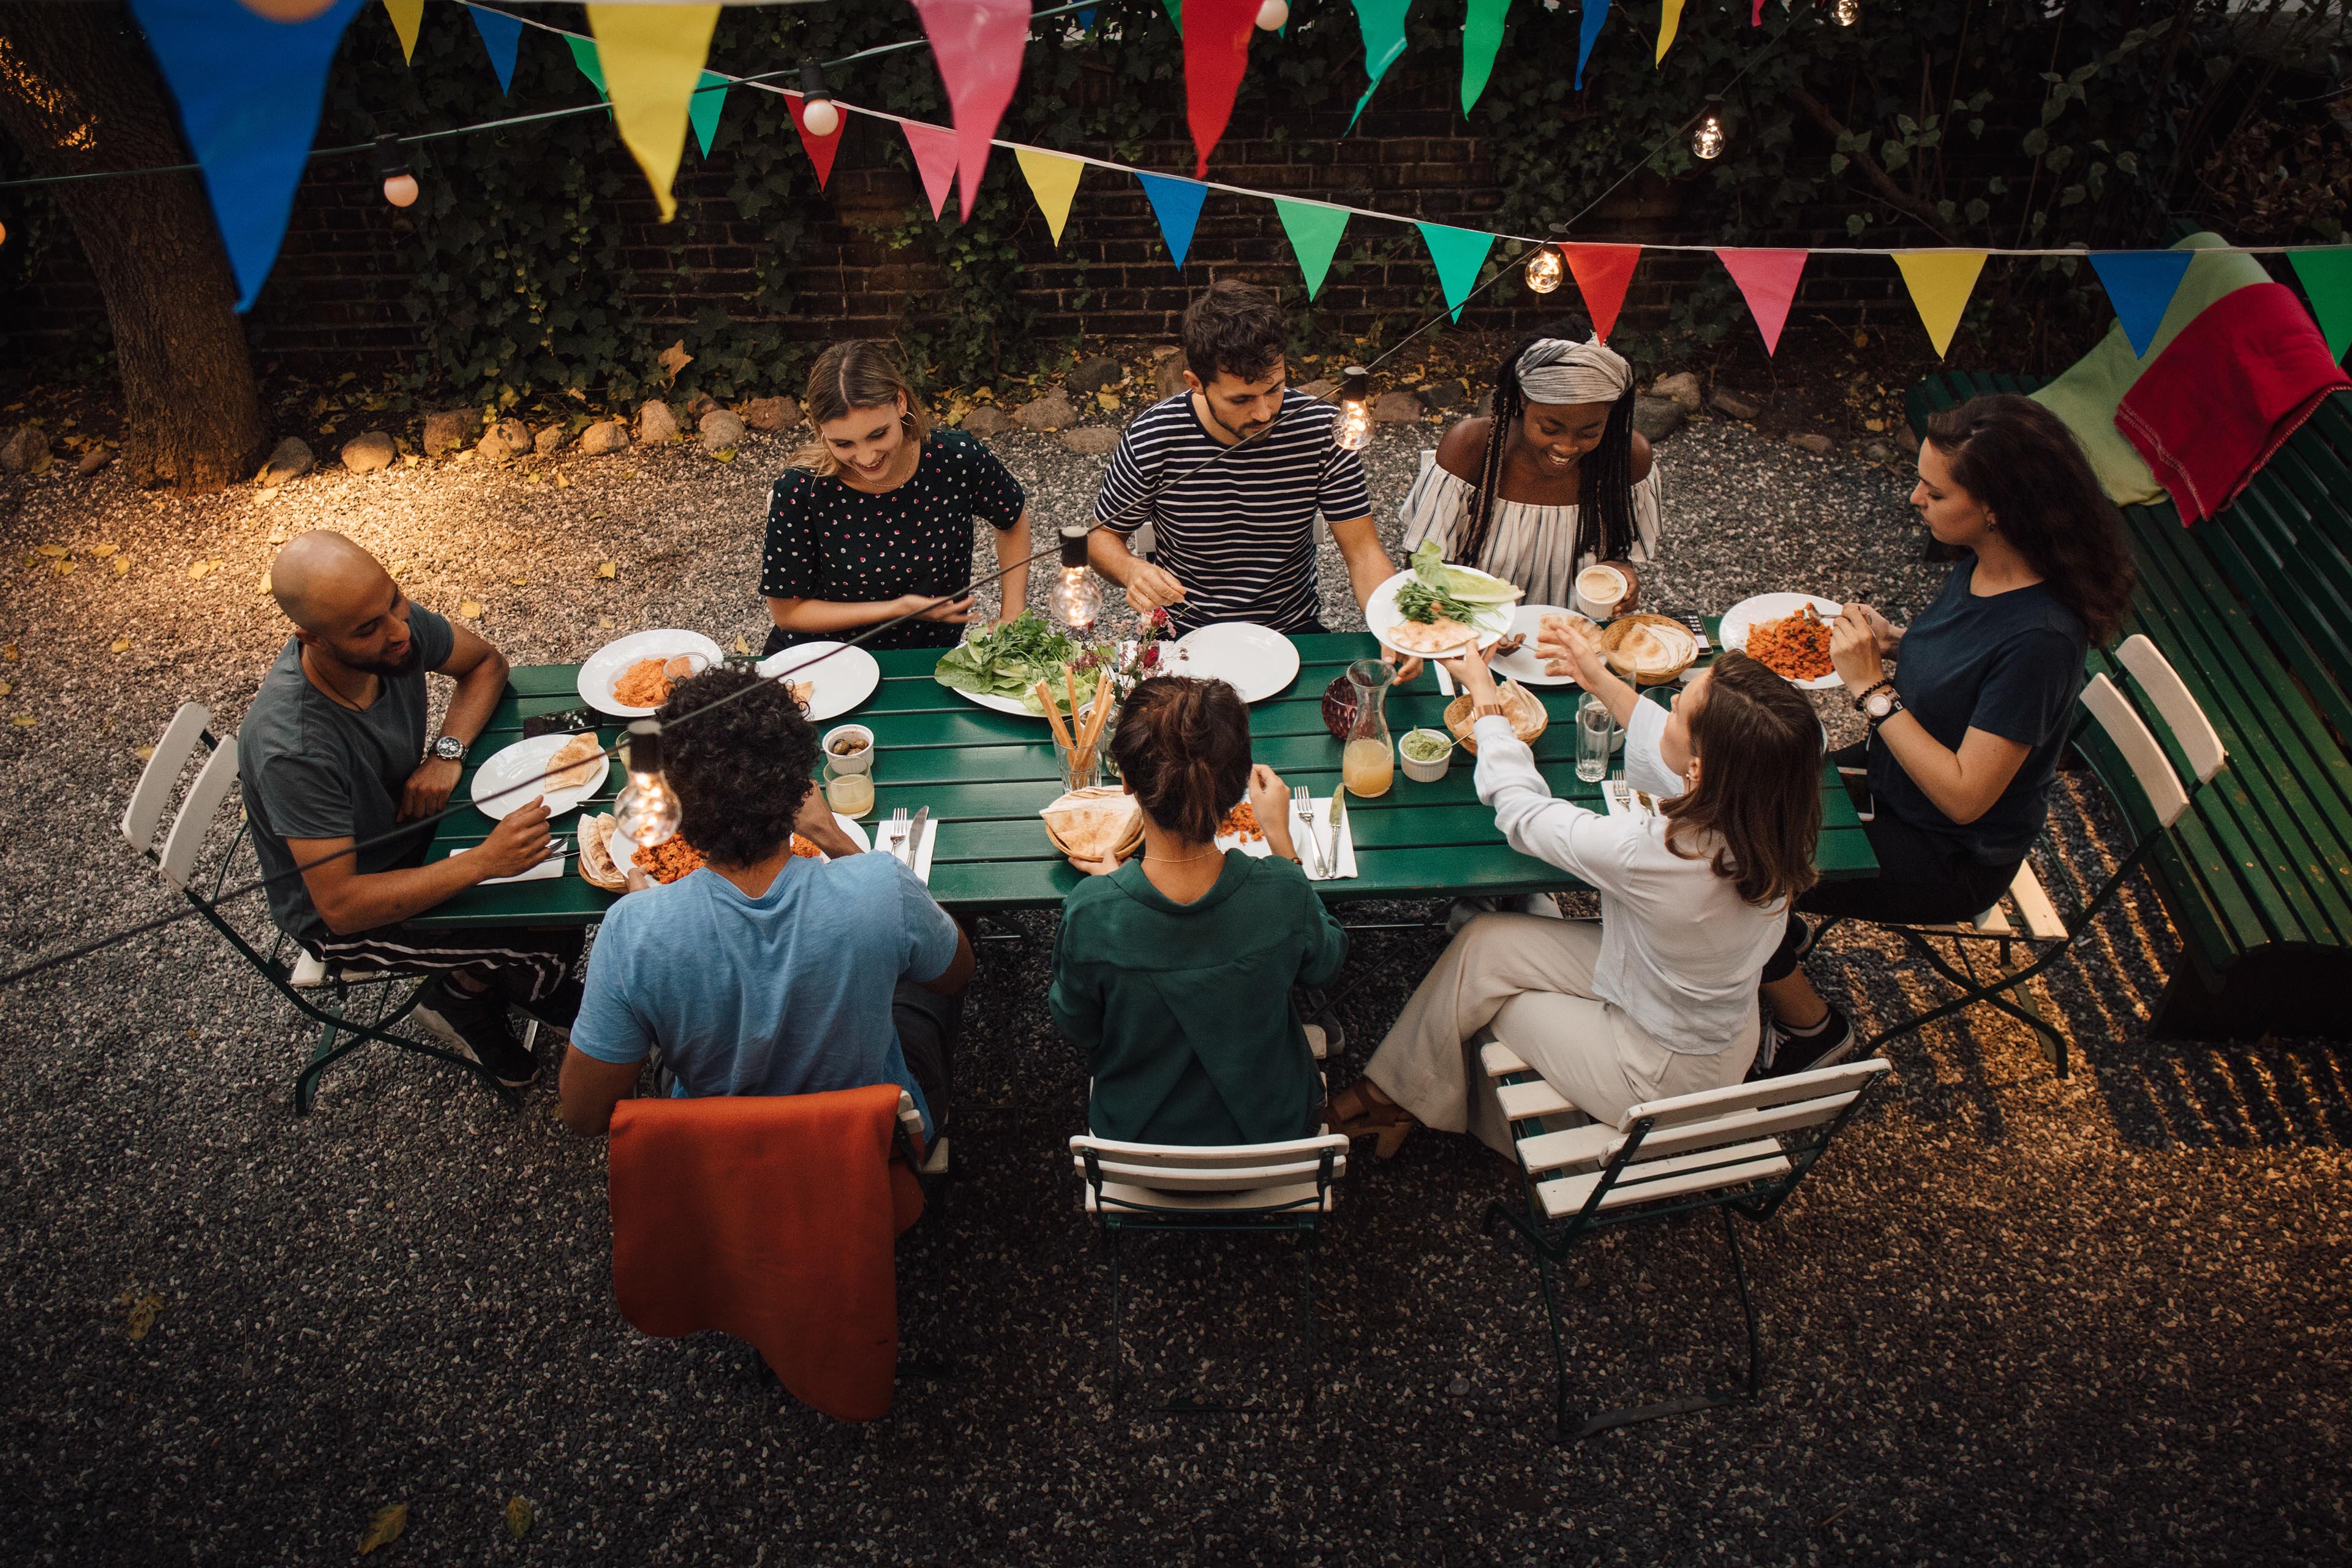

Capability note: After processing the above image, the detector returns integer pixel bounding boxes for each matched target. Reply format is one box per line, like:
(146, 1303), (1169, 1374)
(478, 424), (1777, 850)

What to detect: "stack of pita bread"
(1444, 680), (1550, 753)
(578, 812), (627, 891)
(1041, 786), (1145, 862)
(1599, 614), (1698, 684)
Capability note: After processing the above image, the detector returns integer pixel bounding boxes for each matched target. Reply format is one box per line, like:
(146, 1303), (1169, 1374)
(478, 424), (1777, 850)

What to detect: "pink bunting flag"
(1751, 0), (1764, 20)
(1563, 244), (1641, 341)
(902, 119), (961, 221)
(787, 93), (844, 189)
(1183, 0), (1259, 178)
(1717, 249), (1808, 356)
(908, 0), (1031, 221)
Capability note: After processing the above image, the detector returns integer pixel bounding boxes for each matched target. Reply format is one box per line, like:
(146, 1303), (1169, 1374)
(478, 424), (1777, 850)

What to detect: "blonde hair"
(789, 340), (933, 477)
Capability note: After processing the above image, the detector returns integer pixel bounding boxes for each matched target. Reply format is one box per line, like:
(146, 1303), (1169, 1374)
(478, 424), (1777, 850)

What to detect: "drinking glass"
(1575, 692), (1614, 784)
(1054, 712), (1107, 793)
(824, 760), (875, 818)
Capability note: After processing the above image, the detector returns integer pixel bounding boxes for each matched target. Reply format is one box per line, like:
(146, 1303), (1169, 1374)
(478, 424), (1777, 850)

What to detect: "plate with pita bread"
(755, 638), (882, 721)
(1493, 605), (1591, 687)
(469, 731), (616, 821)
(1363, 568), (1518, 660)
(1598, 614), (1700, 686)
(577, 628), (727, 718)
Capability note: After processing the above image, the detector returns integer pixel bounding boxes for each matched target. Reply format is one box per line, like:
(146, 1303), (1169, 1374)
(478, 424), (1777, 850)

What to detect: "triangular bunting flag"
(383, 0), (423, 64)
(2089, 251), (2196, 358)
(1717, 249), (1807, 355)
(1275, 200), (1349, 300)
(688, 70), (728, 159)
(1136, 172), (1209, 270)
(468, 4), (523, 95)
(1575, 0), (1611, 89)
(1417, 222), (1496, 322)
(1656, 0), (1683, 64)
(2288, 247), (2352, 363)
(1347, 0), (1412, 132)
(126, 0), (366, 312)
(909, 0), (1031, 222)
(786, 93), (844, 188)
(1016, 148), (1084, 244)
(1160, 0), (1183, 32)
(902, 120), (962, 221)
(1183, 0), (1259, 178)
(1894, 251), (1989, 359)
(1750, 0), (1763, 21)
(587, 2), (720, 222)
(1563, 244), (1640, 340)
(566, 34), (608, 101)
(1461, 0), (1510, 117)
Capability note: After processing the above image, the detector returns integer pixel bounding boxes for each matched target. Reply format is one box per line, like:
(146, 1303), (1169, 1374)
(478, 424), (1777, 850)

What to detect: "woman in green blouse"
(1049, 676), (1347, 1146)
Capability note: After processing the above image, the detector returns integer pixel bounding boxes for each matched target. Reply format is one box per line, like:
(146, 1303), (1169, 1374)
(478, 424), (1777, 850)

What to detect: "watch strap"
(1852, 678), (1894, 714)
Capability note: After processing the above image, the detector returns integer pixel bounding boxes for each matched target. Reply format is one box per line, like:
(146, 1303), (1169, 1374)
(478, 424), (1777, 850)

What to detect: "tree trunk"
(0, 2), (267, 492)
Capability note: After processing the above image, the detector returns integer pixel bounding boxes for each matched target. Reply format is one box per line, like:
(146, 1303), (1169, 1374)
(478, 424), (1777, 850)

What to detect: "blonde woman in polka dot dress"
(761, 341), (1033, 657)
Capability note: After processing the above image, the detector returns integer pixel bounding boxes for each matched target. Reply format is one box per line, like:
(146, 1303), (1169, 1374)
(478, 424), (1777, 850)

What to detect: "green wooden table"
(410, 629), (1877, 928)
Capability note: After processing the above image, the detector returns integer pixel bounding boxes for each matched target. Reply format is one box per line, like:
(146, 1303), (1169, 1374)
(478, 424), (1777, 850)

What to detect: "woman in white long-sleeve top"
(1327, 638), (1823, 1157)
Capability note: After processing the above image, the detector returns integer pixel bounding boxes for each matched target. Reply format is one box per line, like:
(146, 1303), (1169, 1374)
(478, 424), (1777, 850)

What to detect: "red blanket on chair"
(608, 1084), (924, 1421)
(2115, 281), (2351, 526)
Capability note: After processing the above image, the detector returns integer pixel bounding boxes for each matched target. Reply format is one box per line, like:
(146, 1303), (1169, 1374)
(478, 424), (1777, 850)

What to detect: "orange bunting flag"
(1563, 244), (1641, 341)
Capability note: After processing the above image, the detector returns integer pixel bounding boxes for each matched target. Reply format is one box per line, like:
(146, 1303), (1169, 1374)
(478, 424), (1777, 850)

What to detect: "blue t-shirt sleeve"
(896, 861), (962, 984)
(410, 606), (456, 673)
(1968, 628), (2082, 749)
(571, 904), (655, 1066)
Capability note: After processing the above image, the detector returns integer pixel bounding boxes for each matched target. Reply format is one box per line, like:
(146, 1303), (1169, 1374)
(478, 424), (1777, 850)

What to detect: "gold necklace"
(1143, 849), (1219, 864)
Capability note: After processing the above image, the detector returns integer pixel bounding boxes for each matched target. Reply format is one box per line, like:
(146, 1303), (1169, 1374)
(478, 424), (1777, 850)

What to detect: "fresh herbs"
(932, 612), (1081, 709)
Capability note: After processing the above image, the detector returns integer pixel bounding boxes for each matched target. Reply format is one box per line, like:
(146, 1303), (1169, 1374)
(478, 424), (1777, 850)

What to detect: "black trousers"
(892, 980), (962, 1129)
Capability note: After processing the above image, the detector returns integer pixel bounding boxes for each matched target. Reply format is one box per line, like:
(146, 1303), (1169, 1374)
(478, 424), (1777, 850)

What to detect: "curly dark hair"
(1109, 676), (1253, 845)
(1452, 318), (1638, 571)
(1924, 394), (2135, 644)
(655, 665), (821, 868)
(1180, 278), (1287, 388)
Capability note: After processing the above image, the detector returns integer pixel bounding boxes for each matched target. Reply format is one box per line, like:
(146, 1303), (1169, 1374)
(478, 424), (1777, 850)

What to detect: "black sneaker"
(413, 979), (539, 1087)
(1758, 1004), (1856, 1079)
(500, 975), (582, 1041)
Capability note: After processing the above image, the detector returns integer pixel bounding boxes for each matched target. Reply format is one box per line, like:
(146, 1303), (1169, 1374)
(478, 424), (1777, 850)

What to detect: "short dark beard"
(345, 640), (421, 679)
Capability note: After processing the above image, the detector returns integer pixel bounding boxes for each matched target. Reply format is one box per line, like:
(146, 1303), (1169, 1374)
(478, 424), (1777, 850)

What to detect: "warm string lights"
(797, 61), (841, 138)
(1054, 525), (1102, 630)
(1833, 0), (1861, 24)
(374, 134), (418, 208)
(1692, 97), (1727, 161)
(1524, 243), (1564, 293)
(614, 721), (681, 848)
(1256, 0), (1291, 26)
(1333, 367), (1374, 452)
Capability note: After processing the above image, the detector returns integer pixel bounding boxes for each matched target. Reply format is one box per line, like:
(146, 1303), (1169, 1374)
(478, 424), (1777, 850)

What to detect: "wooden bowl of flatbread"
(1443, 680), (1549, 754)
(577, 812), (628, 892)
(1599, 614), (1698, 685)
(1041, 786), (1145, 862)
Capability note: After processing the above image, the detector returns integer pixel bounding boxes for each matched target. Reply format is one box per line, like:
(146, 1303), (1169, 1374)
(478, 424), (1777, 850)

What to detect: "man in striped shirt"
(1088, 281), (1419, 675)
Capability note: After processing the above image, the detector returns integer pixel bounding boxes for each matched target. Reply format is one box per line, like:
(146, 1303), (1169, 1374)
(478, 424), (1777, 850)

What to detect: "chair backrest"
(2079, 675), (2196, 831)
(1610, 1057), (1888, 1163)
(157, 733), (243, 892)
(1069, 1133), (1349, 1195)
(2111, 633), (2226, 788)
(120, 702), (214, 856)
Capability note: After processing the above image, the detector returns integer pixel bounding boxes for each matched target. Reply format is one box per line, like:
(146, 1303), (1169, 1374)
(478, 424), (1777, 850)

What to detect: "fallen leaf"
(596, 561), (617, 580)
(1863, 418), (1886, 432)
(505, 1496), (533, 1540)
(554, 472), (571, 488)
(458, 600), (483, 619)
(621, 469), (638, 480)
(0, 681), (11, 697)
(358, 1503), (407, 1556)
(597, 615), (613, 630)
(590, 510), (607, 520)
(29, 452), (51, 475)
(52, 560), (76, 576)
(109, 637), (129, 654)
(1095, 390), (1121, 412)
(0, 644), (15, 662)
(135, 744), (154, 761)
(255, 486), (279, 503)
(452, 450), (474, 465)
(112, 556), (130, 577)
(258, 570), (273, 595)
(124, 1292), (163, 1341)
(88, 543), (116, 557)
(10, 715), (34, 727)
(657, 339), (693, 382)
(509, 576), (527, 587)
(186, 560), (210, 581)
(714, 448), (736, 463)
(36, 543), (67, 559)
(733, 635), (750, 655)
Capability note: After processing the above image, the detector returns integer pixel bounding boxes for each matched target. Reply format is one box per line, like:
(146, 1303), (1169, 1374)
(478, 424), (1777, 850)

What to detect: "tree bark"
(0, 2), (267, 492)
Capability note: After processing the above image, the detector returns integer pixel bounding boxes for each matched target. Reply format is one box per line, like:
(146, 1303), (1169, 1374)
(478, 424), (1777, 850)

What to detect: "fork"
(1293, 794), (1325, 879)
(888, 806), (910, 864)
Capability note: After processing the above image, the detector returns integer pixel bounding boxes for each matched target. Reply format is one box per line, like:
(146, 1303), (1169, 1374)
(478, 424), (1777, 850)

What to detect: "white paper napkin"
(1216, 794), (1357, 880)
(881, 815), (940, 885)
(447, 840), (568, 884)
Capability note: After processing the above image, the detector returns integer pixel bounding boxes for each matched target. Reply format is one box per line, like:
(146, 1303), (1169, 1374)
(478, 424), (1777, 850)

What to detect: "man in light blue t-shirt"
(557, 668), (973, 1139)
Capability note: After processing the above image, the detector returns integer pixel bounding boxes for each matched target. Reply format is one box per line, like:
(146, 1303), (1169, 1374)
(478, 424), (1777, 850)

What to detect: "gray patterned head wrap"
(1514, 334), (1632, 406)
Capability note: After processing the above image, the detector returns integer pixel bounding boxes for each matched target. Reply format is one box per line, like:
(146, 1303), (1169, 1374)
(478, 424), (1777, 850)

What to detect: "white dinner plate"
(576, 628), (727, 718)
(949, 688), (1041, 718)
(1164, 622), (1302, 703)
(469, 733), (615, 821)
(1490, 604), (1581, 687)
(1717, 592), (1846, 690)
(1363, 569), (1517, 659)
(755, 639), (883, 722)
(607, 811), (870, 880)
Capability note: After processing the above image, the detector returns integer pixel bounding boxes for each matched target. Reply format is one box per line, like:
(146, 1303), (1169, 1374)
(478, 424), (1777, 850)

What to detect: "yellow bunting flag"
(1893, 251), (1989, 358)
(1015, 149), (1085, 245)
(1656, 0), (1683, 64)
(586, 2), (722, 223)
(382, 0), (423, 64)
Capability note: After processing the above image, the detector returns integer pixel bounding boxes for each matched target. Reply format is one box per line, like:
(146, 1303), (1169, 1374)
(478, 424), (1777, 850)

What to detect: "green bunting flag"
(1347, 0), (1412, 132)
(1417, 222), (1495, 322)
(1460, 0), (1510, 118)
(566, 34), (608, 101)
(2288, 247), (2352, 363)
(1275, 200), (1350, 300)
(688, 71), (728, 157)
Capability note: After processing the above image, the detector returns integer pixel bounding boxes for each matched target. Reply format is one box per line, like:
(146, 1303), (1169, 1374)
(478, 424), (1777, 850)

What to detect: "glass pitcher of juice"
(1341, 658), (1395, 798)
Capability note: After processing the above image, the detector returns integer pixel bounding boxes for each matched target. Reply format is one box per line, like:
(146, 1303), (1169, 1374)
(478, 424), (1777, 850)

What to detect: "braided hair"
(1450, 321), (1640, 573)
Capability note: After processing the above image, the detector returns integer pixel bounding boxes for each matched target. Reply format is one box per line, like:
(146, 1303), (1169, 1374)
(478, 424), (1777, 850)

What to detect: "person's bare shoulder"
(1434, 416), (1492, 481)
(1630, 428), (1653, 483)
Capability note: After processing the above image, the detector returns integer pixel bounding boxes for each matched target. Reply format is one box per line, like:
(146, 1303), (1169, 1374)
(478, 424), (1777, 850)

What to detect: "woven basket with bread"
(1599, 613), (1699, 685)
(1040, 786), (1145, 862)
(1443, 679), (1550, 754)
(578, 812), (628, 892)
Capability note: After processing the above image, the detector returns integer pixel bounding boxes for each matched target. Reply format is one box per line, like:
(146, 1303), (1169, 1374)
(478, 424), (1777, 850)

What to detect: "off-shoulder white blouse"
(1398, 458), (1663, 606)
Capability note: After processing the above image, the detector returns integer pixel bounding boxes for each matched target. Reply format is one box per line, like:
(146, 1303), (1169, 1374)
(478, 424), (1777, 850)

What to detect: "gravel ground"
(2, 411), (2348, 1566)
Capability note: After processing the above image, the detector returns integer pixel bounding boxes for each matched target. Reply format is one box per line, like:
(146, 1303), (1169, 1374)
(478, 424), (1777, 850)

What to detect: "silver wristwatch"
(431, 734), (467, 763)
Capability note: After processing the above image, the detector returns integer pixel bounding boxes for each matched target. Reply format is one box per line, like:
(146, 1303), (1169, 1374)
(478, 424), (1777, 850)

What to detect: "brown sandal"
(1327, 1082), (1417, 1158)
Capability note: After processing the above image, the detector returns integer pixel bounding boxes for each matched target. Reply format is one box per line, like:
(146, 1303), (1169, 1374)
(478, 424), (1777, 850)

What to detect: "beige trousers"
(1365, 914), (1758, 1158)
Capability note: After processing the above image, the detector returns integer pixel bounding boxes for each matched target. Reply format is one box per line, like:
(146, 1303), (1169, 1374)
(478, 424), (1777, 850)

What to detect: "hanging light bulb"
(1833, 0), (1860, 23)
(1691, 100), (1727, 162)
(1255, 0), (1290, 27)
(1333, 368), (1374, 451)
(374, 134), (418, 209)
(798, 61), (841, 138)
(614, 720), (681, 849)
(1524, 244), (1564, 294)
(1054, 526), (1103, 631)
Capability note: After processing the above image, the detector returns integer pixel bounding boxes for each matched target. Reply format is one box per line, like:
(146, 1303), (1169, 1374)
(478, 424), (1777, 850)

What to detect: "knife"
(1324, 786), (1347, 880)
(903, 807), (930, 875)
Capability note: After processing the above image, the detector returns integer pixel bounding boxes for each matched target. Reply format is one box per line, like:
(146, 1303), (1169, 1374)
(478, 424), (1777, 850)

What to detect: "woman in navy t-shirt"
(1760, 395), (2134, 1073)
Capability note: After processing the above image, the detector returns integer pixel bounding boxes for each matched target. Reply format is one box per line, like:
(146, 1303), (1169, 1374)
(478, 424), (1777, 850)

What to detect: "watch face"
(1867, 693), (1894, 718)
(435, 737), (464, 760)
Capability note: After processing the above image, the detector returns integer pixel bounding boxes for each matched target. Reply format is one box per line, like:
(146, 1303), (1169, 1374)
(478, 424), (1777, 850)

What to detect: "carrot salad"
(1746, 606), (1833, 682)
(631, 836), (708, 883)
(1218, 802), (1264, 843)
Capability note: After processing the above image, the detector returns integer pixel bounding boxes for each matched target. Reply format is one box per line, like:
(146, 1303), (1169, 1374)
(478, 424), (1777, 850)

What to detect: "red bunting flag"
(908, 0), (1030, 221)
(901, 119), (961, 221)
(786, 93), (844, 189)
(1717, 249), (1808, 355)
(1183, 0), (1259, 178)
(1563, 244), (1641, 341)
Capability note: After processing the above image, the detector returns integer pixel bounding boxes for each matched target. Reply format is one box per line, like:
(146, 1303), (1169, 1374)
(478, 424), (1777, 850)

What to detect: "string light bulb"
(1333, 368), (1374, 451)
(1691, 100), (1727, 162)
(1054, 526), (1102, 631)
(374, 134), (417, 209)
(614, 721), (681, 849)
(1256, 0), (1289, 27)
(1833, 0), (1860, 22)
(798, 61), (840, 138)
(1525, 244), (1564, 294)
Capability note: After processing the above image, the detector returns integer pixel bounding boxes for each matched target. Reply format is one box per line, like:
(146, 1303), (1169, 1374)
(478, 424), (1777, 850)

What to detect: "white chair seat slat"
(2114, 633), (2225, 785)
(1067, 1133), (1348, 1171)
(1536, 1139), (1792, 1220)
(1085, 1179), (1334, 1215)
(121, 702), (213, 854)
(157, 735), (243, 891)
(1513, 1120), (1616, 1177)
(1074, 1156), (1346, 1191)
(1599, 1090), (1861, 1163)
(2004, 862), (2068, 942)
(1617, 1058), (1887, 1132)
(1480, 1040), (1532, 1078)
(1496, 1077), (1577, 1123)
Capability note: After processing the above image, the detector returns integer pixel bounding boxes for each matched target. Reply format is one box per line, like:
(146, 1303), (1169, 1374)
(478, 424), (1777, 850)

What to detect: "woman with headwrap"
(1399, 321), (1659, 612)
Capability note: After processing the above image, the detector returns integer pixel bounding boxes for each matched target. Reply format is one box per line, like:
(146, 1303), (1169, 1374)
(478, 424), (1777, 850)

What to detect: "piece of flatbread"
(577, 812), (626, 892)
(1388, 615), (1480, 655)
(1041, 786), (1143, 861)
(1611, 622), (1694, 679)
(786, 679), (815, 710)
(541, 731), (605, 793)
(1538, 611), (1602, 675)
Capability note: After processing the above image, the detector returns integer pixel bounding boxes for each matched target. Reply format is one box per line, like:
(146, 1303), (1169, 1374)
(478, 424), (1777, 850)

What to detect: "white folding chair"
(1480, 1041), (1892, 1442)
(1069, 1129), (1348, 1414)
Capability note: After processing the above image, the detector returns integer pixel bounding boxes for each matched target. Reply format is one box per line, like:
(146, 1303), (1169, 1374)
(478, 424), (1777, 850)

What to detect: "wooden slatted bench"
(1905, 374), (2352, 1038)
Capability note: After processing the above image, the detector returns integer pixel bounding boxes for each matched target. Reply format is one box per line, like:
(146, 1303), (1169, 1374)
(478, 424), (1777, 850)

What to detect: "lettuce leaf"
(1409, 538), (1522, 607)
